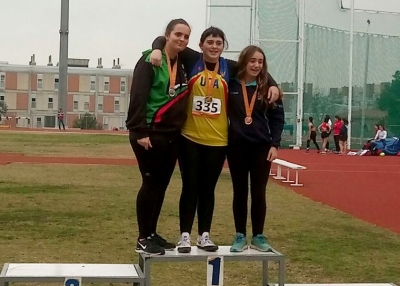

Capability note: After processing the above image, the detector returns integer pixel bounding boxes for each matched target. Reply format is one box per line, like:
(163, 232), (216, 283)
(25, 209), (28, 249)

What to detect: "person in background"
(339, 118), (348, 155)
(324, 114), (332, 151)
(125, 18), (191, 255)
(318, 117), (331, 154)
(332, 115), (343, 154)
(58, 108), (65, 130)
(227, 45), (284, 252)
(375, 125), (387, 148)
(305, 116), (320, 153)
(373, 124), (380, 139)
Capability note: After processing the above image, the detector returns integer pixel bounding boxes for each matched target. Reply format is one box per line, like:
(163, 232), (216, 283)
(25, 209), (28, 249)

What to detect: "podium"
(138, 246), (284, 286)
(0, 263), (145, 286)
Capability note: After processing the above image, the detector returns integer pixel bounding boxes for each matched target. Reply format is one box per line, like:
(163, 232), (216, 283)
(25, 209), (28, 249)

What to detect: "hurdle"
(270, 158), (307, 187)
(138, 246), (284, 286)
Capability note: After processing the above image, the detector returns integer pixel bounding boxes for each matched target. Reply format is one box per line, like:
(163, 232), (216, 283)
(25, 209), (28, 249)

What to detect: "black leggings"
(326, 131), (332, 149)
(130, 136), (178, 239)
(334, 135), (340, 152)
(227, 143), (272, 237)
(307, 131), (319, 150)
(178, 136), (226, 235)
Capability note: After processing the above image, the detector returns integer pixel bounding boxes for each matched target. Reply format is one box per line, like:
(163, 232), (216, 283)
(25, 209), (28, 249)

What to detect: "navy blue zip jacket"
(228, 79), (285, 147)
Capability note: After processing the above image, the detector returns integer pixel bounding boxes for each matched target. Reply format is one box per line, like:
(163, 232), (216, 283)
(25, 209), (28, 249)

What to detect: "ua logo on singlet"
(200, 77), (219, 88)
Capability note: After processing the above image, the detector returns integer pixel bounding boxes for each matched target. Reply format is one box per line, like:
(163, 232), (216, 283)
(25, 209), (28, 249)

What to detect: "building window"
(48, 98), (53, 109)
(90, 75), (96, 92)
(84, 102), (89, 110)
(0, 95), (4, 101)
(114, 100), (120, 112)
(37, 74), (43, 89)
(36, 117), (42, 128)
(31, 97), (36, 108)
(120, 79), (126, 93)
(73, 100), (78, 110)
(54, 75), (59, 90)
(98, 103), (103, 111)
(104, 77), (110, 93)
(0, 74), (5, 89)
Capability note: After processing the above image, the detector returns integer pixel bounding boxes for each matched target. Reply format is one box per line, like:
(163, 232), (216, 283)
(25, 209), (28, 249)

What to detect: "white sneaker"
(197, 232), (218, 252)
(177, 232), (191, 253)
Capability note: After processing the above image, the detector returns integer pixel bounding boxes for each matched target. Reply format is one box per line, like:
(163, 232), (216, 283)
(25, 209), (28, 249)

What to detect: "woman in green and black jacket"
(125, 18), (190, 256)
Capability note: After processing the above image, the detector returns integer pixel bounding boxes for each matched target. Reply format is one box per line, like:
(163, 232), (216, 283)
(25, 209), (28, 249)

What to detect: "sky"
(0, 0), (206, 69)
(0, 0), (399, 69)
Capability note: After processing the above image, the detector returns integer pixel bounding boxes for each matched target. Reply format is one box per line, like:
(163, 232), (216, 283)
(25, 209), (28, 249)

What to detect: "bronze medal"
(241, 80), (258, 126)
(244, 116), (253, 125)
(205, 95), (212, 103)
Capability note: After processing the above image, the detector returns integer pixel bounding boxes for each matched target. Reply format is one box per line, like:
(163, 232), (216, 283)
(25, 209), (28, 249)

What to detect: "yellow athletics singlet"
(181, 68), (229, 146)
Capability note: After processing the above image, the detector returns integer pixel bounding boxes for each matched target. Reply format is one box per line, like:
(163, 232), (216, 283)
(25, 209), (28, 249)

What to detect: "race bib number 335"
(192, 96), (222, 118)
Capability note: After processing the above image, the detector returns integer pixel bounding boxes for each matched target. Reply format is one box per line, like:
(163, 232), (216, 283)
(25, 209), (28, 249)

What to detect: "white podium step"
(138, 245), (284, 286)
(0, 263), (145, 286)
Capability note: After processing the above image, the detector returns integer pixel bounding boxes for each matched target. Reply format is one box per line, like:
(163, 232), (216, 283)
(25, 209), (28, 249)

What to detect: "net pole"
(347, 0), (355, 149)
(250, 0), (256, 44)
(296, 0), (305, 147)
(59, 0), (69, 127)
(205, 0), (211, 28)
(360, 20), (371, 144)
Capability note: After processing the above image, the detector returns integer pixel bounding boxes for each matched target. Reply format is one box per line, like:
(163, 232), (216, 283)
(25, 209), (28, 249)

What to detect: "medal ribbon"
(166, 52), (178, 91)
(241, 80), (258, 121)
(205, 61), (219, 97)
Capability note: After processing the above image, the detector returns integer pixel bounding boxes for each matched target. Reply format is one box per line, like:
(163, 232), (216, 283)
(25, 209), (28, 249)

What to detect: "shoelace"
(235, 235), (245, 243)
(154, 233), (166, 242)
(203, 236), (214, 244)
(256, 235), (268, 244)
(179, 236), (190, 246)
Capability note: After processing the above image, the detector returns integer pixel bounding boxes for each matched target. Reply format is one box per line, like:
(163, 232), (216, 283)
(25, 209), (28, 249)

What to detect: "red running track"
(1, 149), (400, 234)
(275, 149), (400, 234)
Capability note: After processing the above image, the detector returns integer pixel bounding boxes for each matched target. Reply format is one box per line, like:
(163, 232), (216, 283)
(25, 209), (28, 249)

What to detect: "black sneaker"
(151, 233), (176, 251)
(136, 237), (165, 255)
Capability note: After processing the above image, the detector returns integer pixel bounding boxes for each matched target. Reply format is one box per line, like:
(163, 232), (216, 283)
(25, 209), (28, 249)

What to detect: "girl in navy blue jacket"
(227, 45), (284, 252)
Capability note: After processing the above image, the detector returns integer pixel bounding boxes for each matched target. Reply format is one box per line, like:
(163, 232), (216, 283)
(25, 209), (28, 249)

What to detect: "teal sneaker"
(230, 233), (248, 252)
(250, 234), (272, 252)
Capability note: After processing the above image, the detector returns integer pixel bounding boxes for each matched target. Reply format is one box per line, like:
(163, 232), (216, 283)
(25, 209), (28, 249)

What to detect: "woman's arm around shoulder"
(126, 57), (154, 139)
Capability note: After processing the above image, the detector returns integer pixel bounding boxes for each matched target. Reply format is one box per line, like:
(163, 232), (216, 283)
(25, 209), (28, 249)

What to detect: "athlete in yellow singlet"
(150, 26), (280, 253)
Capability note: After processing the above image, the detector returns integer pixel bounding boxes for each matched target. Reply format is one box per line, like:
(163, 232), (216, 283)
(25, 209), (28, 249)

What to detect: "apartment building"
(0, 61), (133, 130)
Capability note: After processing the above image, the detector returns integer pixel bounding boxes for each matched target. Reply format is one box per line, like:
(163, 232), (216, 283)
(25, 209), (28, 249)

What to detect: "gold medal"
(204, 61), (219, 105)
(244, 116), (253, 125)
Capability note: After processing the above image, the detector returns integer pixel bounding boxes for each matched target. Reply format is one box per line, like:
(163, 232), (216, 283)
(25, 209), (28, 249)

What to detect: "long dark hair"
(236, 45), (270, 102)
(165, 18), (190, 36)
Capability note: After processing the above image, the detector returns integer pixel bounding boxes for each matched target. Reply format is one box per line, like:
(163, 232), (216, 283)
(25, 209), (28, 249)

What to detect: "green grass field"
(0, 132), (130, 158)
(0, 132), (399, 285)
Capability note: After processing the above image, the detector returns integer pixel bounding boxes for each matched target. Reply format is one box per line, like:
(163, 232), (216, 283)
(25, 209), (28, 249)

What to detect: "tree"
(378, 70), (400, 135)
(0, 101), (8, 120)
(304, 92), (339, 123)
(72, 113), (101, 130)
